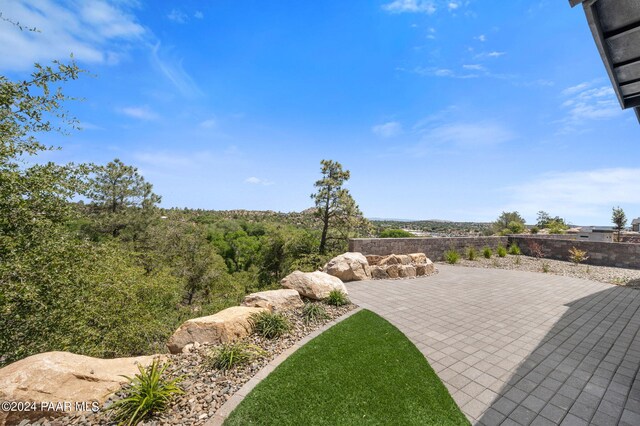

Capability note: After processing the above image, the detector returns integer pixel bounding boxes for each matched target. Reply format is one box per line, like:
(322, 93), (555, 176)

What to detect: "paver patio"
(346, 264), (640, 425)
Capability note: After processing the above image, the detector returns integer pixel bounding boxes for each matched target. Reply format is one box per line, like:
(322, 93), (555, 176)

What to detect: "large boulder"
(378, 254), (401, 266)
(365, 255), (384, 266)
(241, 289), (304, 311)
(386, 264), (400, 279)
(281, 271), (348, 300)
(323, 252), (371, 282)
(409, 253), (428, 264)
(0, 351), (155, 425)
(370, 266), (389, 279)
(398, 265), (417, 278)
(416, 259), (436, 276)
(167, 306), (267, 354)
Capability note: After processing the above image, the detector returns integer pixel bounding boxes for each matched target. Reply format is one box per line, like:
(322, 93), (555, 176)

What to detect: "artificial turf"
(224, 309), (469, 425)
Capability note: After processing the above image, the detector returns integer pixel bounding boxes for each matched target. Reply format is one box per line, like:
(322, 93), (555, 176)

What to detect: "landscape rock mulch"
(29, 302), (356, 426)
(441, 255), (640, 287)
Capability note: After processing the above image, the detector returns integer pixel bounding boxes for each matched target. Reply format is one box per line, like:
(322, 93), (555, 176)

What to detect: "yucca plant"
(251, 311), (291, 339)
(325, 290), (349, 307)
(207, 342), (266, 370)
(302, 302), (330, 324)
(496, 245), (507, 257)
(108, 359), (183, 426)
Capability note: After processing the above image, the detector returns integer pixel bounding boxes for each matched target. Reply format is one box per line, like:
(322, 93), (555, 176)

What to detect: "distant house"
(632, 218), (640, 232)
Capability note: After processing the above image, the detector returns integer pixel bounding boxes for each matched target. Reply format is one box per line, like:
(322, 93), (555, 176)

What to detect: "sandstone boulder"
(281, 271), (348, 300)
(415, 259), (436, 276)
(398, 265), (417, 278)
(0, 351), (155, 425)
(323, 252), (371, 282)
(408, 253), (428, 264)
(379, 254), (401, 266)
(241, 289), (304, 311)
(365, 255), (384, 266)
(167, 306), (267, 354)
(370, 266), (389, 279)
(386, 264), (400, 278)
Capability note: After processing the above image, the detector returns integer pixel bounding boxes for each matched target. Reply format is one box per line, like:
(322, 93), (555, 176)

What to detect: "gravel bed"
(32, 302), (356, 426)
(438, 255), (640, 286)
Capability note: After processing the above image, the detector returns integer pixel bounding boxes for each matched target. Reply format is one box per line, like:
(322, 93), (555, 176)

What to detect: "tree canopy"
(311, 159), (370, 254)
(492, 211), (526, 235)
(612, 206), (627, 242)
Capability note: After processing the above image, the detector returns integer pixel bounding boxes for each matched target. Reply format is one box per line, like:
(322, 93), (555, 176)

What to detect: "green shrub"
(530, 226), (539, 234)
(508, 243), (521, 255)
(379, 229), (414, 238)
(482, 247), (492, 259)
(251, 311), (291, 339)
(444, 250), (460, 264)
(207, 342), (266, 370)
(507, 221), (526, 234)
(302, 303), (330, 324)
(466, 247), (477, 261)
(0, 233), (188, 366)
(109, 359), (183, 426)
(496, 245), (507, 257)
(547, 220), (568, 234)
(326, 290), (350, 307)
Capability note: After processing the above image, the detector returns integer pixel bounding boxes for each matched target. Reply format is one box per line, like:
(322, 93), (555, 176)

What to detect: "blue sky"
(2, 0), (639, 225)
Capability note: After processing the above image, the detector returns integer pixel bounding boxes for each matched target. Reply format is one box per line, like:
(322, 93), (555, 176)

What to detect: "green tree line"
(0, 55), (371, 366)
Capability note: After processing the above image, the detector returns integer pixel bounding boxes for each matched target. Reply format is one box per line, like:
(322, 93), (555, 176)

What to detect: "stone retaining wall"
(349, 236), (640, 269)
(349, 237), (508, 261)
(509, 236), (640, 269)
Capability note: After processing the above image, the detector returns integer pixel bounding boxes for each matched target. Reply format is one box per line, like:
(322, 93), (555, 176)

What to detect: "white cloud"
(194, 11), (204, 19)
(134, 148), (244, 172)
(167, 9), (188, 24)
(463, 64), (485, 71)
(475, 34), (487, 42)
(150, 42), (203, 98)
(410, 110), (516, 156)
(474, 51), (506, 59)
(372, 121), (403, 138)
(382, 0), (437, 14)
(557, 81), (623, 133)
(561, 82), (592, 96)
(119, 106), (159, 121)
(419, 122), (515, 148)
(502, 168), (640, 223)
(448, 2), (460, 10)
(413, 67), (478, 79)
(200, 118), (217, 129)
(0, 0), (145, 71)
(245, 177), (274, 186)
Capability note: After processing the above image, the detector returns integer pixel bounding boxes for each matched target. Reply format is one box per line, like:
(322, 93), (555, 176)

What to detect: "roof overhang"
(570, 0), (640, 122)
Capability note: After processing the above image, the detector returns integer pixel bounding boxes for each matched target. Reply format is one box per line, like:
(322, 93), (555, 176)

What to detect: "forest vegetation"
(0, 56), (372, 366)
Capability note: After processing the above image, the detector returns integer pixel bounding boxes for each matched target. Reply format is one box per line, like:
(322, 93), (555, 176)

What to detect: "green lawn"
(225, 309), (469, 425)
